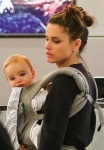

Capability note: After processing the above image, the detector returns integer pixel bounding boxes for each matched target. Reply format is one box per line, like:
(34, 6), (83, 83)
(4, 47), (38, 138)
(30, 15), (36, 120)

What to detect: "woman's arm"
(38, 74), (79, 150)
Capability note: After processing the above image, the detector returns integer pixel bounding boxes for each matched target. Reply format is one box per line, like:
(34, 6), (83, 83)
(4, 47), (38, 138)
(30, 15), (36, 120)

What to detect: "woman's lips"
(46, 52), (53, 58)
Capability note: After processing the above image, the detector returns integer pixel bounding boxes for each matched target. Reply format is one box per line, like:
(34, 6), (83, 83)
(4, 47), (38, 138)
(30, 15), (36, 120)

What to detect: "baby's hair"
(3, 54), (34, 74)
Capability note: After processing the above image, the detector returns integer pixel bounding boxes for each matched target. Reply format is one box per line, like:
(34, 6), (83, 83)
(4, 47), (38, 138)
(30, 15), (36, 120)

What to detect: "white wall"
(0, 37), (104, 150)
(0, 37), (104, 105)
(0, 1), (104, 149)
(87, 109), (104, 150)
(0, 37), (56, 105)
(82, 37), (104, 76)
(76, 0), (104, 36)
(0, 0), (104, 105)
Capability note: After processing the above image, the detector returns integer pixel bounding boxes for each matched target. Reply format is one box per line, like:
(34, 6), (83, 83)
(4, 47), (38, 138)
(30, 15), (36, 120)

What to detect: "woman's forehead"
(46, 23), (68, 37)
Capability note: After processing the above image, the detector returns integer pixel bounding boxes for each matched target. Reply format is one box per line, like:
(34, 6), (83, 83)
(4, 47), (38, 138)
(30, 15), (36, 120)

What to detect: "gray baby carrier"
(17, 67), (104, 149)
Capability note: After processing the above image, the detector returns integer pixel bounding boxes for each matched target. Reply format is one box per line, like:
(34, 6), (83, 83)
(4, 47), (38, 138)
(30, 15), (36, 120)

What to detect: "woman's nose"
(45, 41), (52, 50)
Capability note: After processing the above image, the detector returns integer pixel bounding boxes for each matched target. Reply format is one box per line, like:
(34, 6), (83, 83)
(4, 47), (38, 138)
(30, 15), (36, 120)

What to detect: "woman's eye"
(52, 38), (61, 43)
(45, 36), (61, 43)
(45, 37), (49, 41)
(53, 40), (61, 43)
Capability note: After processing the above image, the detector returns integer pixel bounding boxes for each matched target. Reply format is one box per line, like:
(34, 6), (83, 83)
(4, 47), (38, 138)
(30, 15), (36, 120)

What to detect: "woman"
(38, 4), (96, 150)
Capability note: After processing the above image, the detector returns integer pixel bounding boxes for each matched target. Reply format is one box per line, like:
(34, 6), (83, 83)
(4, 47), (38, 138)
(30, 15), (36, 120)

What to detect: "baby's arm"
(30, 89), (47, 149)
(5, 87), (22, 150)
(31, 88), (47, 112)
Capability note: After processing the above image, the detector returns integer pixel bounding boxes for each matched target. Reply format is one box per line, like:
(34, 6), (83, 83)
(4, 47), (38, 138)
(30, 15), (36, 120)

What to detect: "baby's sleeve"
(31, 89), (47, 112)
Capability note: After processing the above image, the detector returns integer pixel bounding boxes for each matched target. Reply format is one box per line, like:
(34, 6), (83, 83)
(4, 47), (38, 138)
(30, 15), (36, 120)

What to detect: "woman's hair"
(48, 4), (95, 52)
(3, 54), (34, 74)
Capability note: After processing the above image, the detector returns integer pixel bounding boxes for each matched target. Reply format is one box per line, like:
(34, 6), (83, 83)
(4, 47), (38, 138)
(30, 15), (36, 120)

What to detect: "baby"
(3, 54), (47, 150)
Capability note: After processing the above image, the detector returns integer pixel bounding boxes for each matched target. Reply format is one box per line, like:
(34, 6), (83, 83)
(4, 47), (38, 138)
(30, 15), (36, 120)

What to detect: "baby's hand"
(19, 145), (27, 150)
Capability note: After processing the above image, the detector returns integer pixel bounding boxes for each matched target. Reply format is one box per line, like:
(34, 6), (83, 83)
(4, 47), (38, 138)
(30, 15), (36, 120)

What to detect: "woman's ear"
(74, 39), (82, 51)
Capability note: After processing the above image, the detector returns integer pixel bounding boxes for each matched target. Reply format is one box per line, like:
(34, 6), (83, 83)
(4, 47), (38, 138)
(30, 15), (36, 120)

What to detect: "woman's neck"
(56, 56), (81, 68)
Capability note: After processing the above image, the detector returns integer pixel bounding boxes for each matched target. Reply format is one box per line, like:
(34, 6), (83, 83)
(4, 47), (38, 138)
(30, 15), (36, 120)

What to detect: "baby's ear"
(32, 69), (35, 78)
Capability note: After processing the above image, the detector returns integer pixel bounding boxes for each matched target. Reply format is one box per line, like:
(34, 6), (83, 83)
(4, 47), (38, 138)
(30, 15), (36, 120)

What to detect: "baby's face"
(5, 62), (35, 87)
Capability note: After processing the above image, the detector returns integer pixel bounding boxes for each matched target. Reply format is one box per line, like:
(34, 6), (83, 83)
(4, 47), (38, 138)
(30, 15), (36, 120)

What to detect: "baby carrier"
(17, 67), (104, 149)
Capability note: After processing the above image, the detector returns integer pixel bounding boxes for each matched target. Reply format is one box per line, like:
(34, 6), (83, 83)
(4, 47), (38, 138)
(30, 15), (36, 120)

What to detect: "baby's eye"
(9, 77), (15, 81)
(20, 72), (26, 76)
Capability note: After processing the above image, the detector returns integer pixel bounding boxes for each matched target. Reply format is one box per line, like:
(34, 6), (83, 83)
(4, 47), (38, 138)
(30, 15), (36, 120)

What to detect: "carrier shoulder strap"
(17, 67), (104, 145)
(20, 67), (89, 117)
(20, 67), (104, 129)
